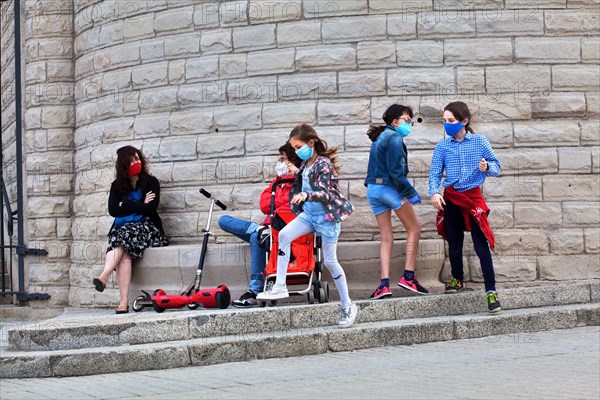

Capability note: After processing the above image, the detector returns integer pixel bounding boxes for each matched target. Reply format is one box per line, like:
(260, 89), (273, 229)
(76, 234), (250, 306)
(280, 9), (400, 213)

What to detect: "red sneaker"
(398, 276), (429, 295)
(370, 285), (392, 300)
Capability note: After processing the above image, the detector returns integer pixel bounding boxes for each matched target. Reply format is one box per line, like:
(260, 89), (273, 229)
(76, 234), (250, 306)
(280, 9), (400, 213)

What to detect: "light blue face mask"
(396, 122), (412, 137)
(295, 143), (314, 161)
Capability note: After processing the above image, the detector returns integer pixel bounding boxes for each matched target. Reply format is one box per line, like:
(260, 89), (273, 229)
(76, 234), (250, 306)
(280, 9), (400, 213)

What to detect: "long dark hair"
(367, 104), (414, 142)
(115, 145), (150, 195)
(278, 142), (302, 169)
(289, 123), (339, 171)
(444, 101), (474, 134)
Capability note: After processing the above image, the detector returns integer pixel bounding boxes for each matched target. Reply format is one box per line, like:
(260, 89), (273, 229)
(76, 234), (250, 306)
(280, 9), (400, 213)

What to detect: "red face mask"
(128, 161), (142, 177)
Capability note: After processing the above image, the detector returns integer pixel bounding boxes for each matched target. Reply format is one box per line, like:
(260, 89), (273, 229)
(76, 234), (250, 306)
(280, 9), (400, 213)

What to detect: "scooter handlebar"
(215, 200), (227, 210)
(199, 188), (228, 210)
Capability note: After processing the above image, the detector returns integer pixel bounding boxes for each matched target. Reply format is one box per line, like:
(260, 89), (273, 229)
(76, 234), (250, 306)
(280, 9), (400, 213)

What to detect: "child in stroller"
(218, 143), (302, 307)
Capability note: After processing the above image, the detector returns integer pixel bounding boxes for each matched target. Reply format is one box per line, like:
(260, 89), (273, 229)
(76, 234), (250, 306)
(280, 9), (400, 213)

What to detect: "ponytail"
(367, 125), (386, 142)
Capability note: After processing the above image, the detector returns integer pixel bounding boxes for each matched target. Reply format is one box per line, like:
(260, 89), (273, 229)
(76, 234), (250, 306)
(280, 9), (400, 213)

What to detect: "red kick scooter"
(132, 188), (231, 312)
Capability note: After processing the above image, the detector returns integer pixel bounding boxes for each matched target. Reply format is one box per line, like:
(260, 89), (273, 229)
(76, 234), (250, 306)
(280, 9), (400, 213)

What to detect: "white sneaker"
(338, 303), (358, 328)
(256, 284), (289, 301)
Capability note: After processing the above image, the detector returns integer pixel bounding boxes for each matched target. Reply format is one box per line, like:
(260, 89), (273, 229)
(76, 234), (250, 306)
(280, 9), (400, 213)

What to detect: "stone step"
(1, 302), (598, 379)
(6, 283), (597, 353)
(119, 239), (448, 305)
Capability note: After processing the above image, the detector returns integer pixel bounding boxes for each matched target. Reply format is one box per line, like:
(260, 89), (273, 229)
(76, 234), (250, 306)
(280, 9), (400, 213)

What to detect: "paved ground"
(1, 326), (598, 400)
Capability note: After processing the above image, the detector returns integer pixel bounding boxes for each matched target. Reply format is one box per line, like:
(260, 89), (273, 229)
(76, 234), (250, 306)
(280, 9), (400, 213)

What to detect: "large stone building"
(1, 0), (598, 308)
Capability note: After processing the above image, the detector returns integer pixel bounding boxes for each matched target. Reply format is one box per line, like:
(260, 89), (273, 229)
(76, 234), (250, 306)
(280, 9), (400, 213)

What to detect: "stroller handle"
(269, 177), (296, 215)
(199, 188), (227, 210)
(270, 177), (296, 191)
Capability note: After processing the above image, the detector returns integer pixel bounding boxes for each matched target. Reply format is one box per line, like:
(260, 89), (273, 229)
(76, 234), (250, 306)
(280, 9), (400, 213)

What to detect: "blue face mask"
(444, 121), (465, 137)
(395, 122), (412, 137)
(295, 144), (314, 161)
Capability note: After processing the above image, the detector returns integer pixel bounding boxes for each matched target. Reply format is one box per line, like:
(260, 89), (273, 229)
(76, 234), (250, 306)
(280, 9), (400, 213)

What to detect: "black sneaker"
(486, 291), (502, 313)
(232, 291), (258, 308)
(257, 226), (270, 249)
(445, 278), (465, 294)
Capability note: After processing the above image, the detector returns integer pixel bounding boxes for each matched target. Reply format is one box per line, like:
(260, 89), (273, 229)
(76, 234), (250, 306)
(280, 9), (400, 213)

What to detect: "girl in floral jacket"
(257, 124), (358, 328)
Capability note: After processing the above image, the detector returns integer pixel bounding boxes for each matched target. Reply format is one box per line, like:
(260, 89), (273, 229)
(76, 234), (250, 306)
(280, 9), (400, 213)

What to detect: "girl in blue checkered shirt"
(428, 102), (502, 313)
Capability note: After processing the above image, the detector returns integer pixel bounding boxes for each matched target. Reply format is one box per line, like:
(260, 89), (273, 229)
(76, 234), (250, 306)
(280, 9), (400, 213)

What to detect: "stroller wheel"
(307, 290), (315, 304)
(322, 281), (330, 303)
(132, 295), (146, 312)
(318, 288), (326, 303)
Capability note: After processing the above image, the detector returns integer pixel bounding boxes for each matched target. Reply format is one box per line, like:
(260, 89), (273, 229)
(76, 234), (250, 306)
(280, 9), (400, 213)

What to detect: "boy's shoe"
(370, 285), (392, 299)
(232, 291), (258, 308)
(338, 303), (358, 328)
(445, 278), (465, 294)
(486, 291), (502, 313)
(397, 277), (429, 295)
(256, 284), (289, 301)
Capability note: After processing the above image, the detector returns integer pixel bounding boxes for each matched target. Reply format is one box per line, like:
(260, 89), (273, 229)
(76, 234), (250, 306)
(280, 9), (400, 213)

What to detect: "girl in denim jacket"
(365, 104), (428, 299)
(257, 124), (358, 328)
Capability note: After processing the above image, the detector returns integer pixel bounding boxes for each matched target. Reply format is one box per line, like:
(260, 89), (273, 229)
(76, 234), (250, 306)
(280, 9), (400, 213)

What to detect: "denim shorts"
(296, 212), (341, 243)
(366, 184), (405, 216)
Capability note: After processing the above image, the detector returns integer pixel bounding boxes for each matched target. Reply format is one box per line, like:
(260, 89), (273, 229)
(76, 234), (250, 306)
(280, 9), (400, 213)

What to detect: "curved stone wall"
(1, 0), (598, 307)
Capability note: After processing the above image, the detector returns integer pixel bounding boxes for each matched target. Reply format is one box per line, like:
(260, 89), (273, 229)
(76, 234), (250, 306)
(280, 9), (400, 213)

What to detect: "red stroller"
(257, 178), (330, 307)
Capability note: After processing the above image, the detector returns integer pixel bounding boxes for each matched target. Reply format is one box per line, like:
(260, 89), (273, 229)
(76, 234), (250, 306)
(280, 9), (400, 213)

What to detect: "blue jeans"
(218, 215), (266, 294)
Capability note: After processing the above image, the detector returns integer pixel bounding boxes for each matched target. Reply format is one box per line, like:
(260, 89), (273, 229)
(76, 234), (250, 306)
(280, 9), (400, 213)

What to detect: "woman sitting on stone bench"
(92, 145), (168, 314)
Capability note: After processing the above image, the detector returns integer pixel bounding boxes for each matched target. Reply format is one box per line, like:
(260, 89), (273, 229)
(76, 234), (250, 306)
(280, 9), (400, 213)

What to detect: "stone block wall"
(1, 0), (599, 307)
(25, 0), (76, 306)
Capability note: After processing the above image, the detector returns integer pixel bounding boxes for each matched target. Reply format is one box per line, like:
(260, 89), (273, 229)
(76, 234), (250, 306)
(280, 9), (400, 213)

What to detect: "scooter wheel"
(216, 285), (231, 309)
(187, 303), (200, 310)
(258, 301), (266, 308)
(268, 300), (277, 307)
(152, 300), (165, 313)
(132, 295), (146, 312)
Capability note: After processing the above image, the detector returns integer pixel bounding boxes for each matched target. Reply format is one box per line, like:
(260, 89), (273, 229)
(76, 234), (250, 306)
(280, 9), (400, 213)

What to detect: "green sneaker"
(486, 291), (502, 313)
(444, 278), (465, 294)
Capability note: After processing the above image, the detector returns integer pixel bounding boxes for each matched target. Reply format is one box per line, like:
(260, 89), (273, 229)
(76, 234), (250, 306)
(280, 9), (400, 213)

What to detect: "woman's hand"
(291, 192), (307, 205)
(144, 191), (156, 204)
(478, 158), (488, 172)
(431, 193), (446, 211)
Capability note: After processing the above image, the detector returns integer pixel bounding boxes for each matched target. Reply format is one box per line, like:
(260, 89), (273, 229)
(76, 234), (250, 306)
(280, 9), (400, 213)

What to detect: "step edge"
(7, 282), (596, 351)
(1, 302), (597, 379)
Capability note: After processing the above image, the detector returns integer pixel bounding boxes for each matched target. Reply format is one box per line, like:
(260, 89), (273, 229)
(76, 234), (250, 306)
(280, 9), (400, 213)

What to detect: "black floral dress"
(107, 178), (168, 260)
(107, 217), (168, 259)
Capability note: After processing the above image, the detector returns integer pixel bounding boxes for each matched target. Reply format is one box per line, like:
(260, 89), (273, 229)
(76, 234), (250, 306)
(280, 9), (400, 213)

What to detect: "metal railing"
(1, 0), (48, 305)
(1, 176), (16, 297)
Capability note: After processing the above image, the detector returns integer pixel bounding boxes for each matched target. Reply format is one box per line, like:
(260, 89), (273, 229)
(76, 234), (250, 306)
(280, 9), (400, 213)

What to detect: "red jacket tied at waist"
(436, 186), (495, 251)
